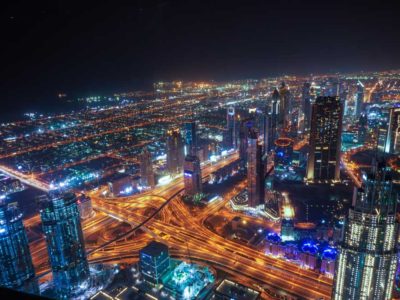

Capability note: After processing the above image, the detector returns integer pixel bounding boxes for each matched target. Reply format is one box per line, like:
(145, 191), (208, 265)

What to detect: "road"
(88, 153), (332, 300)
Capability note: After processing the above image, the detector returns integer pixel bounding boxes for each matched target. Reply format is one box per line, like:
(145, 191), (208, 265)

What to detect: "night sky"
(1, 0), (400, 115)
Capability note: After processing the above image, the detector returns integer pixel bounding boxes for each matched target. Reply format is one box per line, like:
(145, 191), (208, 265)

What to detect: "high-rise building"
(247, 128), (264, 208)
(306, 96), (343, 183)
(239, 118), (253, 168)
(358, 113), (368, 145)
(140, 147), (155, 188)
(355, 80), (364, 116)
(332, 160), (398, 300)
(184, 121), (197, 156)
(0, 202), (37, 294)
(166, 128), (184, 175)
(39, 192), (90, 297)
(263, 91), (279, 154)
(139, 241), (170, 285)
(302, 82), (312, 132)
(278, 82), (291, 128)
(226, 107), (236, 149)
(183, 155), (202, 196)
(384, 107), (400, 154)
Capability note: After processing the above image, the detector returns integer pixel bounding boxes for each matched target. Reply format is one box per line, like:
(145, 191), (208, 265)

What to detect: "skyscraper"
(302, 82), (312, 132)
(166, 128), (184, 175)
(247, 128), (264, 208)
(384, 106), (400, 154)
(332, 160), (398, 300)
(140, 147), (155, 188)
(184, 121), (197, 156)
(263, 90), (279, 154)
(278, 82), (291, 129)
(226, 107), (236, 149)
(306, 96), (343, 183)
(183, 155), (202, 196)
(0, 202), (37, 294)
(355, 80), (364, 116)
(39, 192), (89, 297)
(239, 118), (253, 168)
(358, 113), (368, 145)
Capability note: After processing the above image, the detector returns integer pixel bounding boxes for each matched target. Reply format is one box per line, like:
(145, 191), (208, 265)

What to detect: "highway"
(87, 153), (333, 300)
(22, 150), (333, 299)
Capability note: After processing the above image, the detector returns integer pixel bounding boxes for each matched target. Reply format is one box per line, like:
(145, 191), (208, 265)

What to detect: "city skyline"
(1, 0), (400, 116)
(1, 1), (400, 299)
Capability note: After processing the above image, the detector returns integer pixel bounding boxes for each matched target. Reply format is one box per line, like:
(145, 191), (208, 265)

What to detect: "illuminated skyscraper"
(384, 107), (400, 154)
(278, 82), (291, 128)
(183, 155), (202, 196)
(263, 90), (279, 154)
(140, 147), (155, 188)
(302, 82), (312, 132)
(226, 107), (236, 149)
(355, 80), (364, 116)
(306, 96), (343, 183)
(332, 160), (398, 300)
(247, 128), (264, 208)
(358, 113), (368, 145)
(166, 128), (184, 175)
(0, 203), (37, 294)
(39, 192), (89, 298)
(239, 118), (253, 168)
(184, 121), (197, 156)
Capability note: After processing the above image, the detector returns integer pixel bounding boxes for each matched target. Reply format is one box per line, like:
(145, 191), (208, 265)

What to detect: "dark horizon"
(1, 0), (400, 115)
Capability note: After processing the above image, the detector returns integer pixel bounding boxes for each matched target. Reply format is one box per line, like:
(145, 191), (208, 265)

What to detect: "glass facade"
(0, 203), (37, 294)
(306, 96), (343, 182)
(332, 160), (398, 300)
(39, 192), (89, 298)
(140, 241), (170, 285)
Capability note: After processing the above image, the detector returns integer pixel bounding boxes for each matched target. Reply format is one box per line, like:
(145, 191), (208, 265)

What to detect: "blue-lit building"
(0, 203), (37, 294)
(332, 159), (399, 300)
(274, 137), (294, 170)
(39, 192), (89, 298)
(184, 121), (198, 156)
(140, 241), (170, 285)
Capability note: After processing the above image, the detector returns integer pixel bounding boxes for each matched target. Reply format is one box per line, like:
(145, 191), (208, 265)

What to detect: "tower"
(247, 128), (264, 208)
(0, 202), (37, 294)
(39, 192), (89, 298)
(355, 80), (364, 116)
(166, 128), (184, 175)
(278, 82), (291, 129)
(358, 113), (368, 145)
(384, 107), (400, 154)
(140, 147), (155, 188)
(226, 107), (236, 149)
(332, 159), (398, 300)
(184, 121), (197, 156)
(239, 118), (253, 168)
(302, 82), (312, 132)
(263, 90), (279, 154)
(183, 155), (202, 196)
(306, 96), (343, 183)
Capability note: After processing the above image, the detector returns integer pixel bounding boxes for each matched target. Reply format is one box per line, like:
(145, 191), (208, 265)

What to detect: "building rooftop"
(215, 279), (259, 300)
(140, 241), (169, 257)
